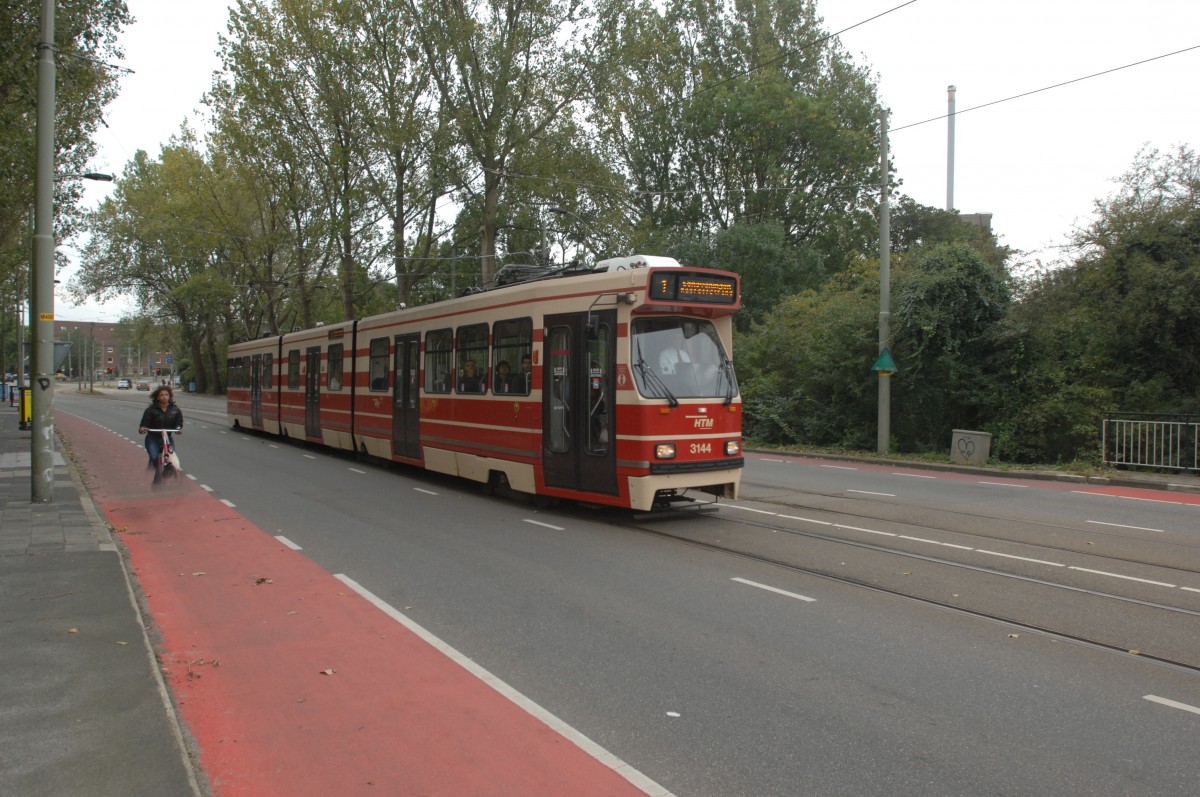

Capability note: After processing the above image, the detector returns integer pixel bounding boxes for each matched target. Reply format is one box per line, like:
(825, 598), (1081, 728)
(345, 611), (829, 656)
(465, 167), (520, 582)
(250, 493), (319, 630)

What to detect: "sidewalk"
(0, 402), (201, 796)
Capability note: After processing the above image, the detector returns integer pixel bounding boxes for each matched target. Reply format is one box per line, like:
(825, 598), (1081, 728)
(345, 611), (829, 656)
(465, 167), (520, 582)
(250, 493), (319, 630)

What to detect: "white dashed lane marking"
(524, 519), (565, 531)
(720, 502), (1199, 596)
(732, 577), (816, 603)
(1087, 520), (1165, 533)
(1144, 695), (1200, 716)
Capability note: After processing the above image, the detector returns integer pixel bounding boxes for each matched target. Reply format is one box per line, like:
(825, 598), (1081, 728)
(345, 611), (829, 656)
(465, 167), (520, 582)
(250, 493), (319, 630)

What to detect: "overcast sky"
(60, 0), (1199, 321)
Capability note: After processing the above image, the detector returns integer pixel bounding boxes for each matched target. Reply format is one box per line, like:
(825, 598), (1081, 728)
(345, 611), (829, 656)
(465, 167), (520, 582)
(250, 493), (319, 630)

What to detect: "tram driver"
(657, 328), (692, 375)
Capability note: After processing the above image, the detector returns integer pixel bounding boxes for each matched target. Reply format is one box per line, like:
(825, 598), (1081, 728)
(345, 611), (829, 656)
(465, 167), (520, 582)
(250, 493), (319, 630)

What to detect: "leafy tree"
(669, 221), (823, 333)
(0, 1), (131, 280)
(342, 0), (447, 308)
(889, 242), (1013, 451)
(890, 196), (1011, 271)
(222, 0), (382, 320)
(1068, 145), (1200, 408)
(408, 0), (593, 285)
(590, 0), (883, 271)
(998, 145), (1200, 462)
(206, 71), (342, 337)
(739, 267), (879, 447)
(740, 239), (1015, 454)
(75, 139), (237, 393)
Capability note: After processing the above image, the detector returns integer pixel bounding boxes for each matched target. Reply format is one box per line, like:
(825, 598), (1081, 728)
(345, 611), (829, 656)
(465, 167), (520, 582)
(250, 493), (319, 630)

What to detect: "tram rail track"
(607, 503), (1200, 676)
(738, 480), (1200, 577)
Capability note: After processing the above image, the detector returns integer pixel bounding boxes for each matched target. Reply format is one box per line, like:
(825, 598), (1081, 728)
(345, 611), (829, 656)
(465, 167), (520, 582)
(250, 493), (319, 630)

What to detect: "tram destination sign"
(648, 271), (738, 305)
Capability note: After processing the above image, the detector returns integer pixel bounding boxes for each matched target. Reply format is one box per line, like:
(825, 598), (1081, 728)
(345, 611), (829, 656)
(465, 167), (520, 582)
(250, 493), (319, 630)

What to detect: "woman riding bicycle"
(138, 385), (183, 484)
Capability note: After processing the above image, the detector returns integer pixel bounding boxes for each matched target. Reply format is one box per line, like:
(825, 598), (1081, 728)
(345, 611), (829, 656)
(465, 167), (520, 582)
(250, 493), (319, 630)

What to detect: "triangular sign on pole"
(872, 347), (898, 374)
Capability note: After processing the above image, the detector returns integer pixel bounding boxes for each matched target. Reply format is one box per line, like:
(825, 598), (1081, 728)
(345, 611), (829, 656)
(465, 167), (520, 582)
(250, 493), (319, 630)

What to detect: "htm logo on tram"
(690, 416), (715, 428)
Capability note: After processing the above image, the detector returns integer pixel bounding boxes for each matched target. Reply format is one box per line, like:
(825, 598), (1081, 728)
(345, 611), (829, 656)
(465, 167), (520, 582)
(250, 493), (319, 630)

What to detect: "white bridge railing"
(1102, 416), (1200, 471)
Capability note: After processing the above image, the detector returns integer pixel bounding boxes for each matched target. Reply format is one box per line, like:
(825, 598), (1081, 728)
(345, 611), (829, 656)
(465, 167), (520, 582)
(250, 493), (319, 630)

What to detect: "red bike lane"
(57, 412), (665, 797)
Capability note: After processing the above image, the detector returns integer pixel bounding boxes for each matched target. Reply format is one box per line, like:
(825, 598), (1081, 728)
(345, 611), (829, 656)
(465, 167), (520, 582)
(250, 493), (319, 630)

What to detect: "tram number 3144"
(690, 442), (713, 455)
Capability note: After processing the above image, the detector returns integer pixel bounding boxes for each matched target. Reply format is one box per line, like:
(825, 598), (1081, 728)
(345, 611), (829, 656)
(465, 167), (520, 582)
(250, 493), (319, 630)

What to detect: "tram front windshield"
(631, 317), (737, 401)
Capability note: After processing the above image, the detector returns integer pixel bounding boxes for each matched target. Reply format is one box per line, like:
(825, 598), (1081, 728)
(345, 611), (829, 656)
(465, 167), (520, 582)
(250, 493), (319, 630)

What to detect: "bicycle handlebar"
(144, 428), (182, 433)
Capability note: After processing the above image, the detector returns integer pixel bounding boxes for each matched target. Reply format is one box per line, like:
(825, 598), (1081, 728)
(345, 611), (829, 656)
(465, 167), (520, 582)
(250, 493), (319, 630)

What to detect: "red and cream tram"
(226, 254), (743, 510)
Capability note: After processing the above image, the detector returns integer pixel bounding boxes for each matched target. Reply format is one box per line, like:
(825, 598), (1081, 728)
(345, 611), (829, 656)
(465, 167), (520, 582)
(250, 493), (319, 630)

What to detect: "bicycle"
(145, 428), (182, 487)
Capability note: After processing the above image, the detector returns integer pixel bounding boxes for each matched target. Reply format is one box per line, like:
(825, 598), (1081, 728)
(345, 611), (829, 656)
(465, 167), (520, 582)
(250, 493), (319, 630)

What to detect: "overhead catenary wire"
(891, 44), (1200, 133)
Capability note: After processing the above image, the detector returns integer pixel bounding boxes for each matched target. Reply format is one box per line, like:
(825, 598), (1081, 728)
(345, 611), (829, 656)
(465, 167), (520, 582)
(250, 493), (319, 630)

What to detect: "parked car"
(136, 380), (151, 391)
(117, 378), (132, 390)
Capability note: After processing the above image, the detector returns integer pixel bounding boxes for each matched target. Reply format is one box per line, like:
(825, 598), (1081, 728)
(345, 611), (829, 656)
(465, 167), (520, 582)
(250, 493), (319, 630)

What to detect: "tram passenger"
(458, 359), (484, 393)
(513, 354), (533, 393)
(494, 360), (512, 393)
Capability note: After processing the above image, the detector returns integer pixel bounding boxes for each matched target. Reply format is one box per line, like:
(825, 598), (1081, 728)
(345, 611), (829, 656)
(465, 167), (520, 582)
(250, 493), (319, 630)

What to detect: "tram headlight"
(655, 443), (677, 460)
(725, 440), (740, 456)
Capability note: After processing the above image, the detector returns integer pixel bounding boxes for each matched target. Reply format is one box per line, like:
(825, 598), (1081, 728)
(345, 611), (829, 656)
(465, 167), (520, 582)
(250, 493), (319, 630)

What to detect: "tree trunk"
(479, 166), (501, 285)
(189, 338), (206, 393)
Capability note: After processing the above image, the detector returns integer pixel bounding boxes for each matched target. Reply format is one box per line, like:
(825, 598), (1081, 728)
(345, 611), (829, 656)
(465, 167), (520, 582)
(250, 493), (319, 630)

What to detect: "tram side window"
(424, 329), (452, 393)
(492, 318), (532, 395)
(368, 337), (389, 391)
(456, 323), (488, 394)
(263, 353), (273, 389)
(327, 344), (344, 391)
(287, 349), (300, 389)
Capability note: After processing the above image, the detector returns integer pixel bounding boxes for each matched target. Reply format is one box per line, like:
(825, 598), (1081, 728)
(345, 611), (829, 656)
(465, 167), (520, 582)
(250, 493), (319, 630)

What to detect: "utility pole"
(89, 322), (96, 391)
(30, 0), (57, 501)
(876, 110), (893, 455)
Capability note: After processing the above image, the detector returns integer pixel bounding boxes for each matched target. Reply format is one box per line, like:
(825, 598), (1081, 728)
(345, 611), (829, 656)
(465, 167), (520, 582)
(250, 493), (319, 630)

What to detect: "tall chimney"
(947, 85), (956, 211)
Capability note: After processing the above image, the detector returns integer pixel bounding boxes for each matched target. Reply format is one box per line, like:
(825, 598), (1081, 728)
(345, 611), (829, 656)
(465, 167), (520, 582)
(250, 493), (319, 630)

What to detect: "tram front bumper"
(627, 468), (742, 511)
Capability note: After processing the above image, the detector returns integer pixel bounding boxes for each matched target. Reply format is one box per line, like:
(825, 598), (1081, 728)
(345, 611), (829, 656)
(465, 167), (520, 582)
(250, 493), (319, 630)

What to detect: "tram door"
(392, 333), (421, 460)
(542, 311), (616, 495)
(250, 354), (263, 428)
(304, 346), (321, 438)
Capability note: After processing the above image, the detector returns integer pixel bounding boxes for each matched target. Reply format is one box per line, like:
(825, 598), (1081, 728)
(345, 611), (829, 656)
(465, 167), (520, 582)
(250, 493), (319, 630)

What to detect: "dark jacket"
(139, 403), (183, 432)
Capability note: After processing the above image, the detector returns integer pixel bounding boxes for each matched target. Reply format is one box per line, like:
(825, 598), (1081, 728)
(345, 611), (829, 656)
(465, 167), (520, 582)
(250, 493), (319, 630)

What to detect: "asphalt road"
(59, 388), (1200, 796)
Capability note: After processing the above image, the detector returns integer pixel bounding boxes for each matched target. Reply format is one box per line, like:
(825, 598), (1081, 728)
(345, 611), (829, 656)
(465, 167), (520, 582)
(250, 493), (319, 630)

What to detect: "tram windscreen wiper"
(634, 340), (679, 407)
(718, 354), (737, 406)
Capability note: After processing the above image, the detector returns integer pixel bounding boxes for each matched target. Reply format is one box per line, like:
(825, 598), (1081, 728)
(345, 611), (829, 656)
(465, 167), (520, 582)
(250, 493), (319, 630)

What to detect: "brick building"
(52, 322), (175, 380)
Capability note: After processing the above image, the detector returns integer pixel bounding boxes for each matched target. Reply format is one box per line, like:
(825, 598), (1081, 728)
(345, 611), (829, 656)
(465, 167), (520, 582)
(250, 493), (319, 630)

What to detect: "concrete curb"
(748, 448), (1200, 495)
